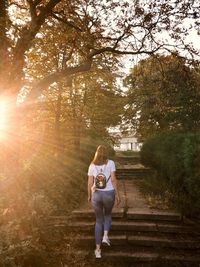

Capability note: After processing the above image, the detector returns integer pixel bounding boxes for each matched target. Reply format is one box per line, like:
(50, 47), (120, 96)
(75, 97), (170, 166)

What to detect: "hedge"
(140, 132), (200, 216)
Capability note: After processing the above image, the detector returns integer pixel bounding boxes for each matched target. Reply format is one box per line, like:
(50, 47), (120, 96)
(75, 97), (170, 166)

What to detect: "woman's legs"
(103, 190), (115, 232)
(92, 190), (115, 254)
(92, 191), (104, 247)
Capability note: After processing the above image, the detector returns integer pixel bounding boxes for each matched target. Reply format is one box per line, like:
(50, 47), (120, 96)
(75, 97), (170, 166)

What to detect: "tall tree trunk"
(54, 86), (63, 154)
(73, 120), (81, 152)
(0, 0), (10, 94)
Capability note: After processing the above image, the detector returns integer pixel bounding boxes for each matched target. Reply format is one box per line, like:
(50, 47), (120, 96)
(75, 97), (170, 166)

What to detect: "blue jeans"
(91, 190), (115, 245)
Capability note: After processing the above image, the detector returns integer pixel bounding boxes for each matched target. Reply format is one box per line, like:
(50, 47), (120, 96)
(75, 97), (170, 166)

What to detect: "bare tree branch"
(0, 0), (7, 45)
(52, 12), (83, 32)
(26, 58), (93, 101)
(27, 0), (37, 21)
(33, 0), (43, 6)
(89, 45), (164, 58)
(14, 0), (62, 56)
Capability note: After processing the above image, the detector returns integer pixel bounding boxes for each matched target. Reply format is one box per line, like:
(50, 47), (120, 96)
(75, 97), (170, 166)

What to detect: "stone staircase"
(115, 154), (154, 180)
(51, 208), (200, 266)
(115, 155), (141, 165)
(46, 156), (200, 266)
(116, 168), (154, 179)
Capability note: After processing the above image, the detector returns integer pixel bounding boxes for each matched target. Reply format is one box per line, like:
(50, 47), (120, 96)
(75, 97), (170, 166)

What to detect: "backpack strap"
(106, 175), (111, 184)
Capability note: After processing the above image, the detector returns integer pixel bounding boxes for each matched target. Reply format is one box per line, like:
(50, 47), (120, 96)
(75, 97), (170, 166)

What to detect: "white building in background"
(111, 131), (143, 151)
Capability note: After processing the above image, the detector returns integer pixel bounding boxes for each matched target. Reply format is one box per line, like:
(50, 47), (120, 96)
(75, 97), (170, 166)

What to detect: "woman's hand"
(88, 175), (94, 203)
(115, 194), (121, 206)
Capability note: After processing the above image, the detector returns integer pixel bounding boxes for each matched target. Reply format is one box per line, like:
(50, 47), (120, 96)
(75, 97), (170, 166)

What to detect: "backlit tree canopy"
(0, 0), (200, 176)
(124, 54), (200, 139)
(0, 0), (200, 101)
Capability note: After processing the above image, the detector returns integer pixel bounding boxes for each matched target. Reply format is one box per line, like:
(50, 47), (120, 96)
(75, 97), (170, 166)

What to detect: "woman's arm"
(88, 175), (94, 202)
(111, 171), (121, 205)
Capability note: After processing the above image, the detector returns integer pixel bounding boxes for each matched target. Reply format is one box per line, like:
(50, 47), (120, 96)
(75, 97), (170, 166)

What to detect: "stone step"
(71, 235), (200, 250)
(117, 174), (152, 178)
(66, 221), (155, 232)
(48, 219), (183, 229)
(117, 171), (152, 175)
(68, 218), (183, 226)
(115, 156), (141, 165)
(157, 223), (200, 234)
(65, 221), (199, 235)
(76, 250), (200, 266)
(127, 235), (200, 249)
(117, 173), (149, 176)
(71, 208), (125, 220)
(69, 209), (182, 223)
(117, 174), (149, 177)
(116, 170), (152, 175)
(127, 210), (182, 222)
(71, 235), (127, 246)
(117, 168), (151, 172)
(117, 176), (148, 179)
(43, 224), (199, 243)
(116, 170), (153, 179)
(117, 175), (149, 179)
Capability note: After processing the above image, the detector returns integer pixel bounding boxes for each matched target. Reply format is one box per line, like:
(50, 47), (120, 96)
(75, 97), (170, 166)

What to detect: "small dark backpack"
(95, 173), (111, 189)
(94, 163), (110, 189)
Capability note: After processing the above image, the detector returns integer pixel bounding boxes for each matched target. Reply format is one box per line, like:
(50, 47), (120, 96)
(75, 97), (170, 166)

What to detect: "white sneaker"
(94, 249), (101, 259)
(102, 236), (111, 246)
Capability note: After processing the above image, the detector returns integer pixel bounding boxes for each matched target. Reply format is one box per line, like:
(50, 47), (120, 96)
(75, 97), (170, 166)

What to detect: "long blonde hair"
(92, 145), (108, 165)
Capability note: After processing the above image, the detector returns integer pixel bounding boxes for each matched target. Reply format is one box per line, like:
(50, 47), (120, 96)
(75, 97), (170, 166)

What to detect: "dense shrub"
(140, 132), (200, 216)
(0, 151), (89, 267)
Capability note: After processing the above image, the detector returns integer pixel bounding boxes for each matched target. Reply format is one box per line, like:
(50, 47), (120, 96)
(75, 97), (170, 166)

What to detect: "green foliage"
(141, 132), (200, 216)
(0, 148), (88, 266)
(24, 23), (125, 154)
(124, 54), (200, 139)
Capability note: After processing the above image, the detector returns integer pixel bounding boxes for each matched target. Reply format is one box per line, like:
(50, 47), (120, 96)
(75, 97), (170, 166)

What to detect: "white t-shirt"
(88, 160), (116, 191)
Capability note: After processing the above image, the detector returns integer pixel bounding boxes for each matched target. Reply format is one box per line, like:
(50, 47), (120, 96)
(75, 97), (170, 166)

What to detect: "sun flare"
(0, 100), (8, 139)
